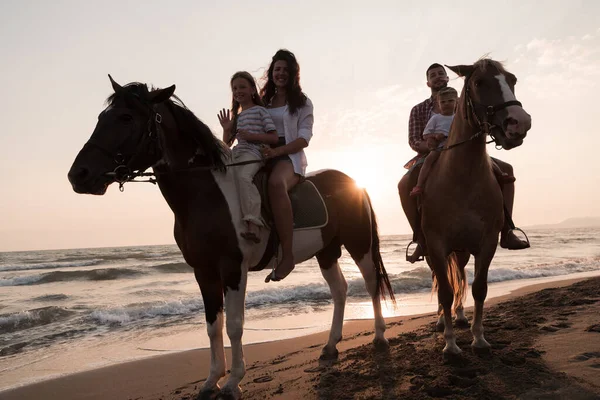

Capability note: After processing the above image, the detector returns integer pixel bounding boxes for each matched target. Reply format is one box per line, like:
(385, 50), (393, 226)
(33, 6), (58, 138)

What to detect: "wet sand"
(2, 277), (599, 400)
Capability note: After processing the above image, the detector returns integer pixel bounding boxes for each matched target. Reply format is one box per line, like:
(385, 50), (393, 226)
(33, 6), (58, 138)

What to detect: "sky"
(0, 0), (599, 251)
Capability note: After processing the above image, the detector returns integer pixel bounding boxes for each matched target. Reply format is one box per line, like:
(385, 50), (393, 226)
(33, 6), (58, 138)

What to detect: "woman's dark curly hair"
(260, 49), (307, 114)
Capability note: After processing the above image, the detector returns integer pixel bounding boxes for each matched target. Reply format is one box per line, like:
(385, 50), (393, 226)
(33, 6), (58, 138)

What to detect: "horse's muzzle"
(68, 165), (110, 195)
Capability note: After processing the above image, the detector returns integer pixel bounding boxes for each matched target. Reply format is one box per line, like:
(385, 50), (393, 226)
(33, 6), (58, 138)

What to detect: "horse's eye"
(119, 114), (133, 123)
(474, 79), (483, 88)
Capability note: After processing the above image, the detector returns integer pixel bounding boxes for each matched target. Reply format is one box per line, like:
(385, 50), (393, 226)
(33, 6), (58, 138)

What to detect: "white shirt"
(267, 97), (314, 176)
(423, 114), (454, 138)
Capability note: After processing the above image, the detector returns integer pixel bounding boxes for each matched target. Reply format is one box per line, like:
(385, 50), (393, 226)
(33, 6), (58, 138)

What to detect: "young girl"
(218, 71), (278, 243)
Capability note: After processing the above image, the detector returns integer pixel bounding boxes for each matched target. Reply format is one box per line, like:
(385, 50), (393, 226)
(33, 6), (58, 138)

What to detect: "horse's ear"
(108, 74), (123, 93)
(446, 64), (474, 78)
(148, 85), (176, 104)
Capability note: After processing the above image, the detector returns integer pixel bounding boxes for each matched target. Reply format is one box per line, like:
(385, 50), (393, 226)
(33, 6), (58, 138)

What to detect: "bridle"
(437, 72), (523, 152)
(83, 98), (162, 191)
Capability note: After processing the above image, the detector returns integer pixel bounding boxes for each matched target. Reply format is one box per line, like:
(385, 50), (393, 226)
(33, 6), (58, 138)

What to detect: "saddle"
(249, 168), (328, 271)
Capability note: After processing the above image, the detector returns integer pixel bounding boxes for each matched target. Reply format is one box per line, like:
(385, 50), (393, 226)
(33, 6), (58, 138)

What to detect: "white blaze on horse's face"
(495, 74), (532, 139)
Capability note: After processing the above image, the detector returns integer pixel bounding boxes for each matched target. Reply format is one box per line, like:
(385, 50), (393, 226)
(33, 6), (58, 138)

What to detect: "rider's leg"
(491, 158), (529, 250)
(266, 160), (300, 281)
(412, 152), (439, 196)
(398, 166), (426, 260)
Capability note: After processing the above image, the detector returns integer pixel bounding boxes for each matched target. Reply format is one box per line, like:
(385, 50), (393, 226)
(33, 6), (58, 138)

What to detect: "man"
(398, 63), (529, 262)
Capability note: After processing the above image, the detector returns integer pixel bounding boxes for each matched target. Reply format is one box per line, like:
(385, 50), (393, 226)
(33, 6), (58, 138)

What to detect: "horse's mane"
(105, 82), (228, 171)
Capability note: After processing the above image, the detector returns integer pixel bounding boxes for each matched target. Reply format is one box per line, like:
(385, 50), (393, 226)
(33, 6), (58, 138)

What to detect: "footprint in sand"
(253, 375), (274, 383)
(585, 323), (600, 332)
(304, 365), (326, 373)
(571, 351), (600, 362)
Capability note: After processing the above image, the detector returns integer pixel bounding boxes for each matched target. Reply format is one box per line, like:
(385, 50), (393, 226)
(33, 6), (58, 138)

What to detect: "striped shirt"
(234, 106), (276, 157)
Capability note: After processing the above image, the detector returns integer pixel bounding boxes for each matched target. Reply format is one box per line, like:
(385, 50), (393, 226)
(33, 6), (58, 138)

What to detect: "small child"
(218, 71), (279, 243)
(410, 87), (458, 197)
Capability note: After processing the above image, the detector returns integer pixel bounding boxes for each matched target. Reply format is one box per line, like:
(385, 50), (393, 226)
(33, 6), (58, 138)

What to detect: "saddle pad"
(289, 180), (328, 230)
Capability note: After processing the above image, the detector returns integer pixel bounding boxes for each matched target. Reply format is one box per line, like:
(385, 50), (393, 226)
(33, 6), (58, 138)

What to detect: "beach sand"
(2, 277), (599, 400)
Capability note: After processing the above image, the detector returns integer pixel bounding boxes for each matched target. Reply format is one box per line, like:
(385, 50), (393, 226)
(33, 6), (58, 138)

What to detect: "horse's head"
(68, 75), (175, 195)
(447, 60), (531, 150)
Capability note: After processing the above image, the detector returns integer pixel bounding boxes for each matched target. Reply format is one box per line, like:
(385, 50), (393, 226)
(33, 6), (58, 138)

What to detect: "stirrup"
(405, 240), (424, 262)
(509, 227), (530, 248)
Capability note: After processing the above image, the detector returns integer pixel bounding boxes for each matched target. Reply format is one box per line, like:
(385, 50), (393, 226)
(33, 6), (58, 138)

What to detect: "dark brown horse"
(67, 76), (394, 399)
(399, 59), (531, 356)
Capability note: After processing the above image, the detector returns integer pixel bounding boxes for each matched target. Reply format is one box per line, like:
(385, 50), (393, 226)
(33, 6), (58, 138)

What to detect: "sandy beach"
(1, 276), (598, 400)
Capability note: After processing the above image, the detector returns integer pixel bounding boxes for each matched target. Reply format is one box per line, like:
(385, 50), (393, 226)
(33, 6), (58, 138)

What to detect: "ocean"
(1, 228), (599, 390)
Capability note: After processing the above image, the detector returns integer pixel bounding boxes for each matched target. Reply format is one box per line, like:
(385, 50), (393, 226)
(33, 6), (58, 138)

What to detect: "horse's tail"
(431, 252), (467, 315)
(364, 190), (396, 305)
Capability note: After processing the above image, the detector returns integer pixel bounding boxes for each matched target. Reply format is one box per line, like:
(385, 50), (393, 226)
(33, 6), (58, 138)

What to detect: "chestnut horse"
(68, 76), (394, 399)
(399, 59), (531, 356)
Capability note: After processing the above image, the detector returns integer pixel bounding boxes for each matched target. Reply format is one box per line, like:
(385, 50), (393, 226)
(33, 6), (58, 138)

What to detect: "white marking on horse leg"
(203, 312), (226, 391)
(442, 304), (461, 355)
(356, 251), (387, 346)
(221, 268), (248, 398)
(319, 261), (347, 358)
(471, 300), (490, 349)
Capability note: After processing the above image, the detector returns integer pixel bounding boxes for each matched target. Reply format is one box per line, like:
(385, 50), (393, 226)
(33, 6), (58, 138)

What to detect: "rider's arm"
(408, 106), (429, 154)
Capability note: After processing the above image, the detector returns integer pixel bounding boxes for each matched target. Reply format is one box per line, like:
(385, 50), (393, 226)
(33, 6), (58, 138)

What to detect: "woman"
(260, 49), (314, 282)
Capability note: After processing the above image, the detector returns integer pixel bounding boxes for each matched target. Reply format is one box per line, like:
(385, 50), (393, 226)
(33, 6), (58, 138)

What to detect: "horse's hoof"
(319, 346), (339, 361)
(436, 322), (445, 332)
(197, 388), (219, 400)
(471, 340), (492, 355)
(455, 318), (470, 329)
(442, 344), (462, 356)
(373, 337), (389, 352)
(216, 385), (242, 400)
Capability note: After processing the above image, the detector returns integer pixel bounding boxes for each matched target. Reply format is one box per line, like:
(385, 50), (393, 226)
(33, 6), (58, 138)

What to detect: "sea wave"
(0, 259), (103, 272)
(0, 268), (144, 287)
(151, 262), (192, 273)
(0, 307), (76, 334)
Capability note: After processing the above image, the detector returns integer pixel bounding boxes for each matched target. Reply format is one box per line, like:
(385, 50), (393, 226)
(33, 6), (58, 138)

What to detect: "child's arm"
(217, 108), (235, 147)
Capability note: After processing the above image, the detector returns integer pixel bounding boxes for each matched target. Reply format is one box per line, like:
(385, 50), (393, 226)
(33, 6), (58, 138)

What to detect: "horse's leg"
(429, 265), (445, 332)
(220, 264), (249, 398)
(454, 251), (470, 327)
(353, 247), (388, 350)
(316, 244), (347, 360)
(194, 269), (226, 395)
(428, 247), (461, 355)
(471, 242), (496, 352)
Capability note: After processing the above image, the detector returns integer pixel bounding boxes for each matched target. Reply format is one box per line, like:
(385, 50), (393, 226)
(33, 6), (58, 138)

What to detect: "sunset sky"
(1, 1), (598, 251)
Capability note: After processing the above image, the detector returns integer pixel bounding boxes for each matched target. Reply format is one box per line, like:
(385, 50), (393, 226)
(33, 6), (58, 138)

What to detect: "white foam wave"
(0, 259), (102, 272)
(89, 299), (204, 326)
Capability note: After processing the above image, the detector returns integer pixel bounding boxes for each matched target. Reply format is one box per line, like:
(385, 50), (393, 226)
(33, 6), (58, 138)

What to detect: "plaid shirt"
(408, 97), (435, 155)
